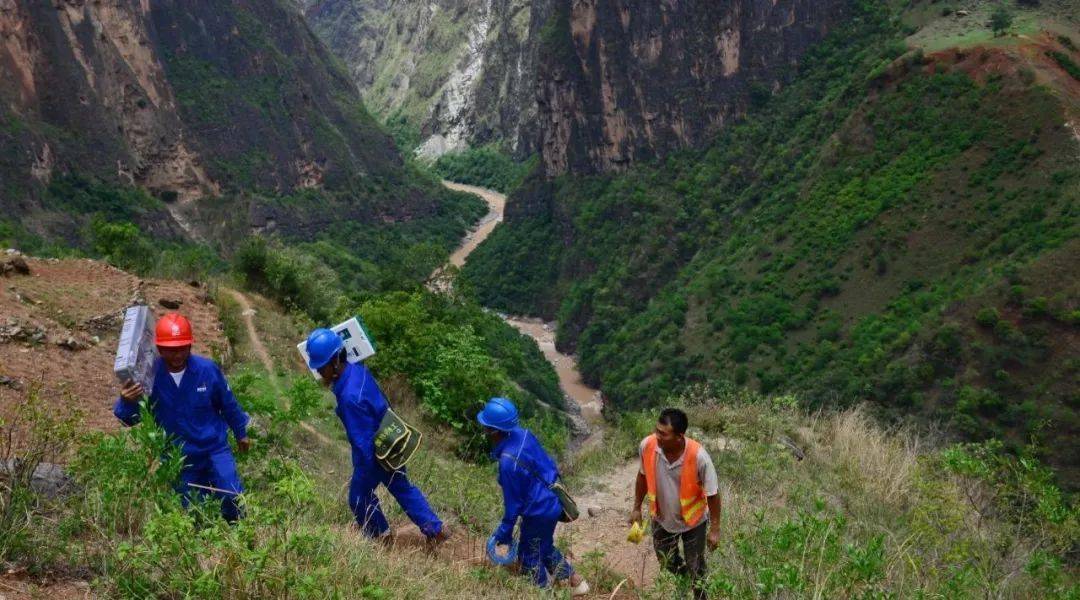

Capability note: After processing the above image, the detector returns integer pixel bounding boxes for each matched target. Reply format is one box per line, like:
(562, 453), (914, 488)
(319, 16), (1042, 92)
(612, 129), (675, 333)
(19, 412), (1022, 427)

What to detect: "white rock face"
(304, 0), (547, 157)
(415, 0), (493, 160)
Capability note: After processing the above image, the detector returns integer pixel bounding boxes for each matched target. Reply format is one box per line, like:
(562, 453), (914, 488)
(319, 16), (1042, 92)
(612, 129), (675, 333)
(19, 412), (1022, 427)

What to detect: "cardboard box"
(113, 305), (158, 391)
(297, 316), (376, 379)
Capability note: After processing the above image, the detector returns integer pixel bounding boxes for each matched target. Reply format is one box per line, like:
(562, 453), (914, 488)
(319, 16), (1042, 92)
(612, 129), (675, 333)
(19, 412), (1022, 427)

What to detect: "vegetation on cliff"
(432, 147), (537, 194)
(463, 3), (1080, 483)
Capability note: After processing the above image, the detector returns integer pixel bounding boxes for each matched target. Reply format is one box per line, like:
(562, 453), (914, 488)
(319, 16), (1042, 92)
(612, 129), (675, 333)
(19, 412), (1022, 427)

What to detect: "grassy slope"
(7, 291), (1075, 597)
(464, 2), (1079, 482)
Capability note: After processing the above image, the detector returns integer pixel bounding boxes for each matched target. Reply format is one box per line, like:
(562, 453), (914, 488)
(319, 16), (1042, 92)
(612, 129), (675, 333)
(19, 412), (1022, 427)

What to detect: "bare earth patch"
(0, 255), (228, 441)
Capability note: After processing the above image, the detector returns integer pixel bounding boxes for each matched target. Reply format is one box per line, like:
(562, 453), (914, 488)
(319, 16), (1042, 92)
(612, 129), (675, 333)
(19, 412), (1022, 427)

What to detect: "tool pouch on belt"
(550, 480), (580, 523)
(501, 453), (580, 523)
(374, 408), (423, 472)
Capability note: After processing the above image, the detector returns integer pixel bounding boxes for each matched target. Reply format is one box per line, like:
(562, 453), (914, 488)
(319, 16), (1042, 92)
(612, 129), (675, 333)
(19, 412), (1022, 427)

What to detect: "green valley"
(464, 2), (1080, 485)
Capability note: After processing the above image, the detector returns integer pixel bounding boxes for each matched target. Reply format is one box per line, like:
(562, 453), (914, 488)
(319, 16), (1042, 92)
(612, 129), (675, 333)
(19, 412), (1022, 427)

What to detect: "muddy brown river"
(439, 181), (603, 424)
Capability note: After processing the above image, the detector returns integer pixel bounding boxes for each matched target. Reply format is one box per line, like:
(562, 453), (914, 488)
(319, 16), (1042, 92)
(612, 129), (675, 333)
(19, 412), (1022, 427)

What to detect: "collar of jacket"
(156, 355), (193, 383)
(490, 426), (526, 461)
(331, 361), (358, 398)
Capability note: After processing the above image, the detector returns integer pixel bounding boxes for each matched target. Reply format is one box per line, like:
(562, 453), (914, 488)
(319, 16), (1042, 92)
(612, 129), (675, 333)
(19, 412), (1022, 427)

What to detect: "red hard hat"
(156, 313), (194, 347)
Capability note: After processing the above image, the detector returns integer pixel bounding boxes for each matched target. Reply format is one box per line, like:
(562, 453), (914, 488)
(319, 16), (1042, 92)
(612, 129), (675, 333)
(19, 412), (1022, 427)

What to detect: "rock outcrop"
(0, 0), (416, 241)
(302, 0), (846, 172)
(303, 0), (555, 159)
(536, 0), (848, 175)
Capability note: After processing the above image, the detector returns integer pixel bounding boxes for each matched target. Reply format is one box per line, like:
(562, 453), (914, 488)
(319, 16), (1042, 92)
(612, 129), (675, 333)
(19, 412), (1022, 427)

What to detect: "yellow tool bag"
(373, 408), (423, 471)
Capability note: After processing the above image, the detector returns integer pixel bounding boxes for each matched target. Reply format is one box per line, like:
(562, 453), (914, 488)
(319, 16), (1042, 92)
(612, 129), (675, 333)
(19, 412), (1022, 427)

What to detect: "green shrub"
(89, 218), (156, 273)
(234, 236), (346, 323)
(357, 292), (567, 458)
(975, 307), (1000, 327)
(941, 440), (1079, 553)
(1046, 50), (1080, 81)
(432, 146), (536, 194)
(990, 6), (1014, 36)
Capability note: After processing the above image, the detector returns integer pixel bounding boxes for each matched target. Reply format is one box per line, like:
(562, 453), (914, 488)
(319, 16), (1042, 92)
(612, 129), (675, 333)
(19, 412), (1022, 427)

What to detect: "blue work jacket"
(492, 426), (563, 543)
(332, 362), (388, 472)
(114, 355), (249, 457)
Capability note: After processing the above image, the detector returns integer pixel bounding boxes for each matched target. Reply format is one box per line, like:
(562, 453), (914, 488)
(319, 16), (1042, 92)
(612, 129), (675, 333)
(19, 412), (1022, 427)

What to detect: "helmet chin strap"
(330, 351), (347, 381)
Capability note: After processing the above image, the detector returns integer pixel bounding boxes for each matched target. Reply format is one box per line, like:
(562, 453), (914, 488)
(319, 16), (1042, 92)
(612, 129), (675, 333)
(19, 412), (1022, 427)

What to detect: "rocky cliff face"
(0, 0), (413, 241)
(303, 0), (555, 159)
(537, 0), (849, 175)
(302, 0), (846, 172)
(0, 0), (210, 222)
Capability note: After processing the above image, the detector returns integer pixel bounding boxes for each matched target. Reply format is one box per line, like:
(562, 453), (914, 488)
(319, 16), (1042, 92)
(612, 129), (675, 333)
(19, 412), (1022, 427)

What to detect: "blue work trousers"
(349, 466), (442, 538)
(519, 514), (574, 588)
(177, 448), (244, 522)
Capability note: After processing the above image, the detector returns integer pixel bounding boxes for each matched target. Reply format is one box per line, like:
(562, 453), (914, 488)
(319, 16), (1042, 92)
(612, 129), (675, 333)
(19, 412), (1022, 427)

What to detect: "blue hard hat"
(306, 328), (344, 370)
(477, 397), (518, 431)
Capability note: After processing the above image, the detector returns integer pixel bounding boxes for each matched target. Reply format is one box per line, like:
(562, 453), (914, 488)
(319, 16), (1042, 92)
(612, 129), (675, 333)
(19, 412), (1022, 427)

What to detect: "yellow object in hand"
(627, 521), (645, 544)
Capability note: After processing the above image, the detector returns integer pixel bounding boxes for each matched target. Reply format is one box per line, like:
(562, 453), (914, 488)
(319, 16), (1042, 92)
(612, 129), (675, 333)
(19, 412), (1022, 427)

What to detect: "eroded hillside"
(0, 0), (475, 253)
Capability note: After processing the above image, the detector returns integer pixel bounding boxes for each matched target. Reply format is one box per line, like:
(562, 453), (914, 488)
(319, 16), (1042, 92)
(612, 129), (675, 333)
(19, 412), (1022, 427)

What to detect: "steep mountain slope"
(535, 0), (849, 175)
(303, 0), (552, 159)
(464, 4), (1080, 484)
(3, 251), (1075, 597)
(0, 0), (478, 260)
(301, 0), (848, 170)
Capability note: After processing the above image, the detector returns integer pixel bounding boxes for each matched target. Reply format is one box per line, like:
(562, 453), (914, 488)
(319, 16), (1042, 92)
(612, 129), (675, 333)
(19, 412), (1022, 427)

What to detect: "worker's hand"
(628, 508), (642, 526)
(236, 437), (252, 453)
(120, 380), (144, 402)
(707, 526), (721, 551)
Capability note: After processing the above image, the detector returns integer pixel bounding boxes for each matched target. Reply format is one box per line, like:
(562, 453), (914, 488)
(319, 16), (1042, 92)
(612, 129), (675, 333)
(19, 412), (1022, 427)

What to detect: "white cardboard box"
(297, 316), (376, 379)
(113, 305), (158, 391)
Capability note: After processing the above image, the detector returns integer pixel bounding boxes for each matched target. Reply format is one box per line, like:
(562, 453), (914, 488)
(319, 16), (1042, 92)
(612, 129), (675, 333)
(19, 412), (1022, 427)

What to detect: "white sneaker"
(570, 579), (590, 596)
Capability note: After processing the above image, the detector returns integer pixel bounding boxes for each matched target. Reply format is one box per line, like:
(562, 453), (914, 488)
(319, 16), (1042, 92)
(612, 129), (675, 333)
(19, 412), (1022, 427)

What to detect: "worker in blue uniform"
(305, 328), (448, 543)
(115, 313), (250, 522)
(479, 397), (590, 594)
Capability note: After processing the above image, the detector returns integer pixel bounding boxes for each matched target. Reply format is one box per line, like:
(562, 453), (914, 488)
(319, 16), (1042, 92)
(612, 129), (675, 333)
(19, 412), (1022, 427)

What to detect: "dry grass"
(814, 407), (921, 509)
(658, 390), (1078, 598)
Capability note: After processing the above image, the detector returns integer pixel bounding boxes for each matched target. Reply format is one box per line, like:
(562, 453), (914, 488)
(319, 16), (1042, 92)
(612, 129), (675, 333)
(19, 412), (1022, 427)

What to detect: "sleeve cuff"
(233, 414), (250, 439)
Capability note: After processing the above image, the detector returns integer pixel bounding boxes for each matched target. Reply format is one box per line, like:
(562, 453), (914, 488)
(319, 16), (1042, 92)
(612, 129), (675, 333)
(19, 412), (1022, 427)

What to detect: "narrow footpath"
(438, 181), (656, 590)
(234, 183), (653, 593)
(226, 288), (334, 446)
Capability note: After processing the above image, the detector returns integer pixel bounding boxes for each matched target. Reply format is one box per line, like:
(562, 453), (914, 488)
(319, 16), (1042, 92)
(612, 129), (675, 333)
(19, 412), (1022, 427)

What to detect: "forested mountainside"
(0, 0), (481, 278)
(464, 2), (1080, 485)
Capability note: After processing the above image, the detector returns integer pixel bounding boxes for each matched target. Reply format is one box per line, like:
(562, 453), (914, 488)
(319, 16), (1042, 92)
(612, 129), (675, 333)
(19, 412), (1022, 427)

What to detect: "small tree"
(990, 5), (1014, 36)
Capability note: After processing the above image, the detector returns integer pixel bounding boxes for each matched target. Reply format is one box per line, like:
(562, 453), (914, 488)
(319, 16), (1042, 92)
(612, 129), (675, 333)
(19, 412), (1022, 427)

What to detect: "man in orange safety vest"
(629, 408), (721, 599)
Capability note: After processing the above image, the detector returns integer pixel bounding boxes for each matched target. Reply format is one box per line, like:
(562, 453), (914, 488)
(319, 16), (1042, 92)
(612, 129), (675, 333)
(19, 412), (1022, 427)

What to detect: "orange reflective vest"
(642, 434), (708, 527)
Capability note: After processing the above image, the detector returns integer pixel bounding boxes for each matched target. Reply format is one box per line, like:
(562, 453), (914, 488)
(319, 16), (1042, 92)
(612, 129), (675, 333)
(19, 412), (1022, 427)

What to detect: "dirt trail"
(227, 290), (278, 388)
(225, 288), (334, 447)
(567, 462), (660, 589)
(228, 183), (648, 594)
(438, 182), (654, 591)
